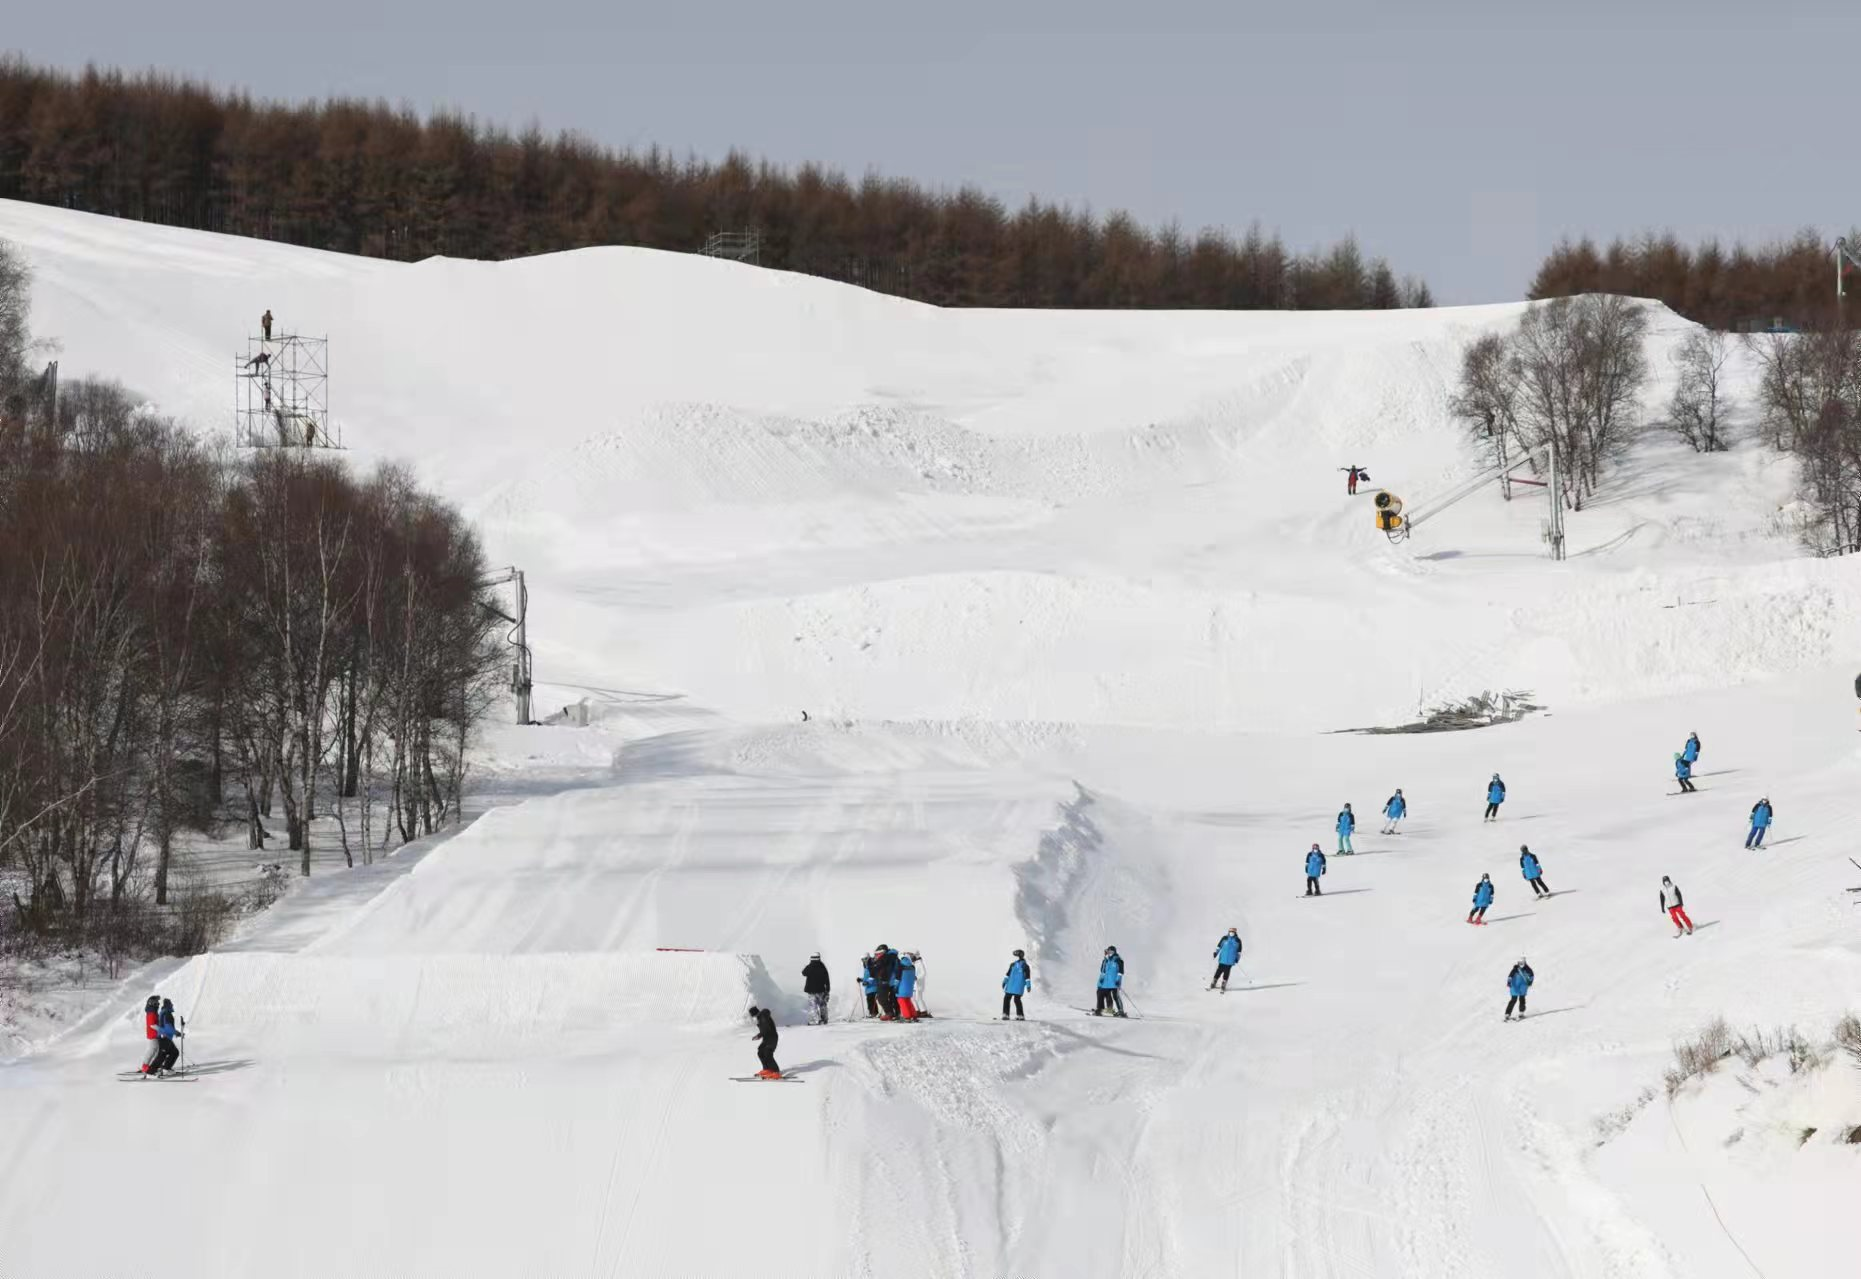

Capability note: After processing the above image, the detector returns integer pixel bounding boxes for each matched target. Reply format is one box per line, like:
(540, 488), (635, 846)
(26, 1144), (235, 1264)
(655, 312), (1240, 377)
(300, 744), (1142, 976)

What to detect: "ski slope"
(1, 199), (1859, 1279)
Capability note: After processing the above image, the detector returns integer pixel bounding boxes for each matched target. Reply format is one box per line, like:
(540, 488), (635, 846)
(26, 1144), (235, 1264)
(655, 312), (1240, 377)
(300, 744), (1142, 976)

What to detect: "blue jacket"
(1215, 934), (1242, 964)
(1675, 757), (1691, 781)
(894, 954), (918, 998)
(1750, 801), (1772, 828)
(156, 1010), (178, 1040)
(1473, 880), (1494, 908)
(1002, 958), (1030, 995)
(1336, 809), (1355, 834)
(1384, 794), (1406, 818)
(1682, 736), (1700, 763)
(1098, 954), (1124, 989)
(1507, 964), (1534, 997)
(1305, 849), (1326, 877)
(1487, 779), (1506, 805)
(1519, 851), (1541, 880)
(858, 958), (878, 994)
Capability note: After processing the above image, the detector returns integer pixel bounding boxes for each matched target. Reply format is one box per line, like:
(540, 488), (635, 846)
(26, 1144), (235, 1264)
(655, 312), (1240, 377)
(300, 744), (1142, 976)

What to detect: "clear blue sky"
(10, 0), (1855, 302)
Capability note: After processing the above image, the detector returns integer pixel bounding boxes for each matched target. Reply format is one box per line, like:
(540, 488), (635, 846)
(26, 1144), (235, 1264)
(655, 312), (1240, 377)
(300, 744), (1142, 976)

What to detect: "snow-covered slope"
(1, 200), (1858, 1279)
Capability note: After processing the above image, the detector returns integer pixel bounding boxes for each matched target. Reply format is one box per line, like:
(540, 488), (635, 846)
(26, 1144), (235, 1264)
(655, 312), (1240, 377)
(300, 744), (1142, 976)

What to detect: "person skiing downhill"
(894, 952), (922, 1022)
(1092, 946), (1126, 1016)
(1468, 874), (1495, 924)
(1210, 929), (1243, 991)
(1519, 845), (1550, 897)
(1483, 774), (1507, 822)
(1336, 803), (1356, 854)
(747, 1006), (782, 1078)
(1674, 754), (1697, 794)
(1002, 950), (1032, 1020)
(138, 994), (161, 1075)
(1682, 732), (1701, 765)
(1504, 958), (1534, 1021)
(1746, 798), (1773, 848)
(1305, 844), (1327, 896)
(857, 954), (881, 1018)
(801, 953), (832, 1025)
(1661, 876), (1694, 936)
(1381, 789), (1407, 834)
(149, 998), (183, 1075)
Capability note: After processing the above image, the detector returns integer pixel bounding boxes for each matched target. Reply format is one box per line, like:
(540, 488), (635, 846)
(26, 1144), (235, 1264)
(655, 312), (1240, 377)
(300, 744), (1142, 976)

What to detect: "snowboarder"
(150, 998), (183, 1075)
(1519, 845), (1550, 897)
(1336, 803), (1356, 854)
(1682, 732), (1701, 765)
(1661, 876), (1694, 936)
(747, 1006), (781, 1078)
(894, 951), (922, 1022)
(870, 945), (901, 1019)
(1674, 753), (1696, 794)
(1381, 788), (1406, 834)
(138, 994), (161, 1075)
(1210, 929), (1243, 991)
(1746, 798), (1773, 849)
(1340, 465), (1370, 495)
(857, 955), (881, 1018)
(1468, 874), (1495, 924)
(1483, 774), (1507, 821)
(801, 953), (832, 1025)
(1002, 950), (1031, 1020)
(1305, 844), (1327, 896)
(1504, 958), (1534, 1020)
(261, 309), (273, 340)
(1092, 946), (1126, 1016)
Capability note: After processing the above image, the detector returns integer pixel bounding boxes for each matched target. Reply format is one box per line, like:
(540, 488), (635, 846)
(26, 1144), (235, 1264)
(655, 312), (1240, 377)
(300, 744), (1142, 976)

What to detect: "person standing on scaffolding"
(262, 309), (273, 340)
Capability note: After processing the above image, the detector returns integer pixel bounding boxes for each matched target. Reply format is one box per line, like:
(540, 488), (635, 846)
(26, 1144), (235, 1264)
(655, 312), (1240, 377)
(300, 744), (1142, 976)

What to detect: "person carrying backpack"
(1381, 789), (1407, 834)
(1336, 803), (1356, 854)
(1661, 876), (1694, 936)
(1745, 798), (1773, 848)
(1504, 958), (1534, 1021)
(1483, 774), (1507, 821)
(1001, 950), (1031, 1020)
(1092, 946), (1126, 1017)
(894, 952), (922, 1022)
(747, 1006), (782, 1079)
(1468, 874), (1495, 924)
(1304, 844), (1327, 896)
(801, 953), (832, 1025)
(1519, 845), (1550, 897)
(1209, 928), (1243, 991)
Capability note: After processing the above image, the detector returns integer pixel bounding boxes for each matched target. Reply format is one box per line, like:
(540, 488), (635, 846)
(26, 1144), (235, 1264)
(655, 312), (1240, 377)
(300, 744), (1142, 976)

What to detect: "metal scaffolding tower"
(479, 567), (534, 724)
(235, 331), (340, 449)
(703, 230), (762, 264)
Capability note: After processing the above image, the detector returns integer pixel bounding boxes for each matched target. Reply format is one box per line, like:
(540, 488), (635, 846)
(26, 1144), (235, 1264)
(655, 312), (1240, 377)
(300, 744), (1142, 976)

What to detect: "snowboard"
(729, 1073), (803, 1083)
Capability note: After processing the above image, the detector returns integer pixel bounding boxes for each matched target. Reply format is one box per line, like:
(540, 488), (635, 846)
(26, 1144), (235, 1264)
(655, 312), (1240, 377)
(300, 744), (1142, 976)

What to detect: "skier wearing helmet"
(1305, 844), (1327, 896)
(747, 1006), (781, 1078)
(1483, 773), (1507, 821)
(1210, 928), (1243, 991)
(1504, 958), (1535, 1021)
(1001, 949), (1032, 1020)
(1092, 946), (1126, 1017)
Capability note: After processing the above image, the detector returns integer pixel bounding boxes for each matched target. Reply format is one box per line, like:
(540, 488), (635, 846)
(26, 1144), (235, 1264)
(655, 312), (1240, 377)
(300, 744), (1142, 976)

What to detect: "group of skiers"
(852, 944), (923, 1022)
(138, 995), (185, 1077)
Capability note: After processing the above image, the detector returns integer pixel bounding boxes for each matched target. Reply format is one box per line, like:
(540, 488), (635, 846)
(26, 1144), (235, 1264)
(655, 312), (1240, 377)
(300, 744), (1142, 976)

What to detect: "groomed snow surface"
(1, 200), (1858, 1278)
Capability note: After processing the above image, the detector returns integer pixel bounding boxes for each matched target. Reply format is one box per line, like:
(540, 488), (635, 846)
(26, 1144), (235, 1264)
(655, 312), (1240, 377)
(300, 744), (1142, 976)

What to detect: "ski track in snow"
(1, 200), (1859, 1278)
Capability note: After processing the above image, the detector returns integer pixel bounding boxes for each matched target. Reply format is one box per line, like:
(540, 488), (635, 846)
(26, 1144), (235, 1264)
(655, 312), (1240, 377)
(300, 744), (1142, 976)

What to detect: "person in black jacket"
(870, 945), (900, 1020)
(748, 1006), (781, 1079)
(801, 953), (832, 1025)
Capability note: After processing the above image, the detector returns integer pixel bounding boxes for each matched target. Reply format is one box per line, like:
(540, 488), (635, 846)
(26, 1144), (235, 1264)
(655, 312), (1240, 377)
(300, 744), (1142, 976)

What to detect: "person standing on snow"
(1682, 732), (1701, 765)
(1661, 876), (1694, 936)
(1092, 946), (1126, 1017)
(1483, 774), (1507, 822)
(1305, 844), (1327, 896)
(1468, 873), (1495, 924)
(1674, 753), (1697, 794)
(1503, 958), (1534, 1021)
(1002, 950), (1032, 1020)
(894, 952), (922, 1022)
(1746, 798), (1773, 848)
(747, 1006), (782, 1078)
(1336, 803), (1356, 854)
(150, 998), (183, 1075)
(1340, 464), (1370, 495)
(1519, 845), (1550, 898)
(1381, 788), (1407, 834)
(870, 945), (901, 1019)
(857, 954), (881, 1018)
(1210, 928), (1243, 991)
(801, 953), (832, 1025)
(138, 994), (161, 1075)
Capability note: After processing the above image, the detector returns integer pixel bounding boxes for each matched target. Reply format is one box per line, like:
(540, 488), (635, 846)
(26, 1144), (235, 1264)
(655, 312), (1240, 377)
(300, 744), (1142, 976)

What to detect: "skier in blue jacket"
(1674, 754), (1696, 794)
(1504, 958), (1534, 1021)
(894, 951), (922, 1021)
(857, 955), (881, 1018)
(1381, 789), (1407, 834)
(1305, 844), (1327, 896)
(1468, 874), (1495, 924)
(1519, 844), (1550, 897)
(1001, 950), (1031, 1020)
(1745, 798), (1773, 848)
(150, 998), (184, 1075)
(1209, 928), (1243, 991)
(1335, 803), (1356, 854)
(1092, 946), (1126, 1017)
(1682, 732), (1701, 764)
(1483, 774), (1507, 821)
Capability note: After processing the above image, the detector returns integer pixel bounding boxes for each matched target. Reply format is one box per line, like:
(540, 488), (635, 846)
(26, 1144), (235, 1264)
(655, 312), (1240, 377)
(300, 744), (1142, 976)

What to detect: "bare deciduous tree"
(1667, 329), (1733, 452)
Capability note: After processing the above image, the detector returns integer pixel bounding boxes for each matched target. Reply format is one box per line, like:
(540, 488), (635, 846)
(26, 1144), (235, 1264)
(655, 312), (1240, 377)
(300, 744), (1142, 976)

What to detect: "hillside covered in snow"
(1, 199), (1858, 1279)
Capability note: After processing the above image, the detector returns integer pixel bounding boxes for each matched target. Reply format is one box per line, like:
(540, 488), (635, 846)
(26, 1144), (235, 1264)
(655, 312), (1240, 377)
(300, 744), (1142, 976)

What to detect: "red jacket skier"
(139, 994), (161, 1074)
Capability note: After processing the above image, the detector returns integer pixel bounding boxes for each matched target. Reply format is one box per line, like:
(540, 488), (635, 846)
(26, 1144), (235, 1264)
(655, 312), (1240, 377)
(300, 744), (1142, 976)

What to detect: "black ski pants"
(152, 1039), (180, 1072)
(1504, 995), (1527, 1017)
(1211, 963), (1232, 987)
(1527, 877), (1550, 897)
(1484, 802), (1500, 819)
(1001, 993), (1024, 1018)
(1678, 777), (1696, 793)
(864, 991), (880, 1017)
(1306, 876), (1321, 895)
(756, 1039), (780, 1073)
(1095, 987), (1123, 1014)
(878, 988), (900, 1018)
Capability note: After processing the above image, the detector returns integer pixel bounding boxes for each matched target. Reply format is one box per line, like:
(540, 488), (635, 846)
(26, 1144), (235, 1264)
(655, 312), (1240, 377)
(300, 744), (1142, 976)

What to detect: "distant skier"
(1092, 946), (1126, 1017)
(857, 954), (881, 1018)
(870, 945), (901, 1019)
(1209, 928), (1243, 991)
(1661, 876), (1694, 936)
(1682, 732), (1701, 765)
(1001, 949), (1031, 1020)
(261, 309), (273, 340)
(1483, 774), (1507, 822)
(1340, 465), (1370, 496)
(747, 1006), (782, 1079)
(1305, 844), (1327, 896)
(1336, 803), (1356, 854)
(138, 994), (161, 1075)
(1745, 798), (1773, 849)
(1674, 754), (1696, 794)
(150, 998), (183, 1075)
(1519, 844), (1550, 897)
(1503, 958), (1534, 1021)
(1381, 788), (1407, 834)
(894, 951), (921, 1022)
(801, 953), (832, 1025)
(1468, 873), (1494, 924)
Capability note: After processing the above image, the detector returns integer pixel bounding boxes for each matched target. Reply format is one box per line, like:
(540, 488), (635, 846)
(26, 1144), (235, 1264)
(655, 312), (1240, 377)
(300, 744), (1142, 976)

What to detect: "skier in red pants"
(1661, 876), (1694, 936)
(1341, 465), (1369, 495)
